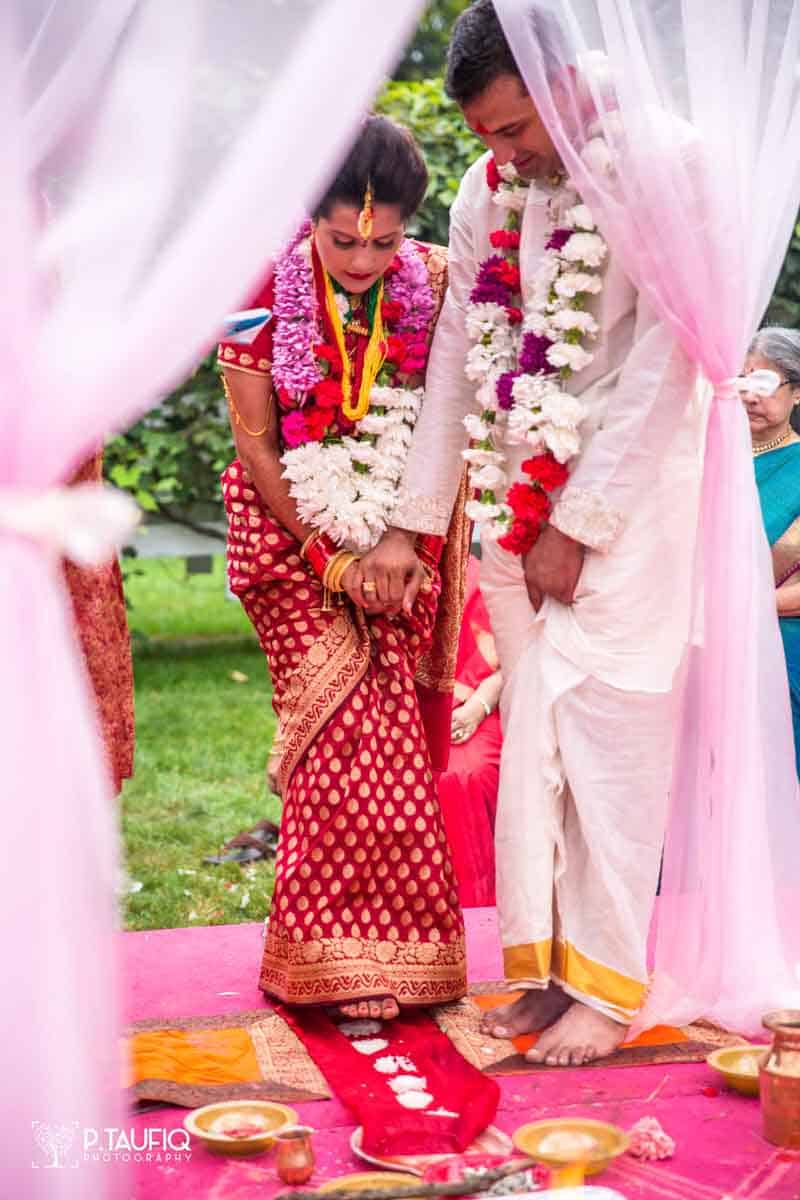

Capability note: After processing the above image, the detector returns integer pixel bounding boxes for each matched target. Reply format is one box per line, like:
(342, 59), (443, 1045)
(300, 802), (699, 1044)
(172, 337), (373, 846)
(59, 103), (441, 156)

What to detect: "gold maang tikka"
(357, 180), (374, 240)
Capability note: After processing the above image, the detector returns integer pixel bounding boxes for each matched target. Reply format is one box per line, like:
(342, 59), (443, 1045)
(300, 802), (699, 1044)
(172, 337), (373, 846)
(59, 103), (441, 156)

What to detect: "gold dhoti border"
(503, 938), (645, 1024)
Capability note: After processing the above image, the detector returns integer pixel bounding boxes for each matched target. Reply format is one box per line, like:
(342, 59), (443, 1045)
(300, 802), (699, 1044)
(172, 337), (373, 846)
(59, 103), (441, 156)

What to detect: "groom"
(360, 0), (705, 1065)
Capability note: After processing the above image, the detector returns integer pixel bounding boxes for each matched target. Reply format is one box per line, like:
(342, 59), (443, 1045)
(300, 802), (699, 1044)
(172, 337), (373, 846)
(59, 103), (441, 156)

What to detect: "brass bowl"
(183, 1100), (298, 1156)
(513, 1117), (629, 1176)
(707, 1046), (768, 1097)
(318, 1172), (424, 1196)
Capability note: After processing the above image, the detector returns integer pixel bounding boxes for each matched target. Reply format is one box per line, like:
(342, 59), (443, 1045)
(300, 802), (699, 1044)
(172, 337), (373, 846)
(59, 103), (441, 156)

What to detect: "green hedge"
(768, 219), (800, 326)
(376, 78), (482, 246)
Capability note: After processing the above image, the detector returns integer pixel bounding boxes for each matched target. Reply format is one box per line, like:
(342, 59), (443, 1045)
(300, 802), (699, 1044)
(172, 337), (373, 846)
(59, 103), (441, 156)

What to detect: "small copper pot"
(760, 1010), (800, 1148)
(275, 1126), (315, 1185)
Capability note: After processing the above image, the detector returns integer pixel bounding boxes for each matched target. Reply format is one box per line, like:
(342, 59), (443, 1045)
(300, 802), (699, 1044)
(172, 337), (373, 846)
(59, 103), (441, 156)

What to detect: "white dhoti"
(482, 402), (705, 1024)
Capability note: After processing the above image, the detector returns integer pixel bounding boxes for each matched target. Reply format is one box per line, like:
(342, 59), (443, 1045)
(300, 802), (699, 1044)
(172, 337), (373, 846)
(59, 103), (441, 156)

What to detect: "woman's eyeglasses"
(733, 369), (788, 398)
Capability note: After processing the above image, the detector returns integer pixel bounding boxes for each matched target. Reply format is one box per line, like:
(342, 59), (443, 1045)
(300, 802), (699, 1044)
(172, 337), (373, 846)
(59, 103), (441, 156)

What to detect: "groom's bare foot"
(480, 984), (572, 1039)
(525, 1000), (626, 1067)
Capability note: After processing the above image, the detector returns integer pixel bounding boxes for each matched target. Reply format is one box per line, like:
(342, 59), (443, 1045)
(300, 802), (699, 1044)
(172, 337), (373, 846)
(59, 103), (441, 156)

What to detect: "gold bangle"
(268, 728), (286, 757)
(321, 553), (341, 593)
(325, 553), (352, 593)
(322, 550), (358, 594)
(223, 375), (273, 438)
(320, 558), (353, 612)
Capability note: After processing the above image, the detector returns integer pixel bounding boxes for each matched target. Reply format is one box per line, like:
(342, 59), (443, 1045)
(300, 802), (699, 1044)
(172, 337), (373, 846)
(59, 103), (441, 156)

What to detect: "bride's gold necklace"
(344, 294), (369, 338)
(753, 429), (793, 457)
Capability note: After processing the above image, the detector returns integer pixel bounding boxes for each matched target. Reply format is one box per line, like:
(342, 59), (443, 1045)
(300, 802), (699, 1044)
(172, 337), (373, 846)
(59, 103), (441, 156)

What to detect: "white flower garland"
(463, 164), (608, 543)
(281, 382), (422, 554)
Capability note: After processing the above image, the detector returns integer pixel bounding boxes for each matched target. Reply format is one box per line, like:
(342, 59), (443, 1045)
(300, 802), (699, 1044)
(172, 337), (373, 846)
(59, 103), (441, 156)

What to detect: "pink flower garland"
(627, 1117), (675, 1161)
(271, 230), (433, 415)
(271, 221), (320, 400)
(390, 240), (436, 367)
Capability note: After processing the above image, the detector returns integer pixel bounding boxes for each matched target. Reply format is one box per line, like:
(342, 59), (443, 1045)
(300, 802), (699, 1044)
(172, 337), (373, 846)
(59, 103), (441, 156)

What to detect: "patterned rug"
(435, 984), (747, 1075)
(125, 983), (747, 1109)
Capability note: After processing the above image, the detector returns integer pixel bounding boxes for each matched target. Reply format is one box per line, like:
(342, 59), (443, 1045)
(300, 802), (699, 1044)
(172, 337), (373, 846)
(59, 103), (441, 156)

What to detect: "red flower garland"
(497, 453), (569, 554)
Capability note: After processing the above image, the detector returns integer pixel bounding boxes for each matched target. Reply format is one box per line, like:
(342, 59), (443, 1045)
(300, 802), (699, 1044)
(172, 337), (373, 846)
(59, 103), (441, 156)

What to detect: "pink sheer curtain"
(494, 0), (800, 1032)
(1, 2), (425, 1195)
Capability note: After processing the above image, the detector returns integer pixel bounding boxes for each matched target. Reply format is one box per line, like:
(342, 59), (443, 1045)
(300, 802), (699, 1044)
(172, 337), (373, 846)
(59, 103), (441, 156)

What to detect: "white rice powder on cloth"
(373, 1055), (417, 1075)
(351, 1038), (390, 1055)
(388, 1074), (428, 1094)
(396, 1090), (434, 1110)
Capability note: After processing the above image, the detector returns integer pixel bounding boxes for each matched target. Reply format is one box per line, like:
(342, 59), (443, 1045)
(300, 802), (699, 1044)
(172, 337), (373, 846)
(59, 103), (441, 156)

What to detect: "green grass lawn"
(120, 557), (280, 931)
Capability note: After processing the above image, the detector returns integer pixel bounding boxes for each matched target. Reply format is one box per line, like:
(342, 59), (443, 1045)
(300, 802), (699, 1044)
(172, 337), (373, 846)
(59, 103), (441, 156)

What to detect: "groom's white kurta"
(393, 153), (708, 1022)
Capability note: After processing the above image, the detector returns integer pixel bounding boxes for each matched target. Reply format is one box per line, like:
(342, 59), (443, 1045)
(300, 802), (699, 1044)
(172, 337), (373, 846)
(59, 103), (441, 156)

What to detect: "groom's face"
(462, 72), (560, 181)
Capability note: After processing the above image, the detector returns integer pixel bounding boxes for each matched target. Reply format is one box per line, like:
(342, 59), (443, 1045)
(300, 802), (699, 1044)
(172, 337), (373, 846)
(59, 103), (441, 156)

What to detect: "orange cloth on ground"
(472, 993), (688, 1054)
(126, 1028), (262, 1089)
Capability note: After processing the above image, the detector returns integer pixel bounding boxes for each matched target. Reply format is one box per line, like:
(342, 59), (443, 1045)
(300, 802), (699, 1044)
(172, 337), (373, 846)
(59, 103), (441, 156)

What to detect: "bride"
(218, 116), (469, 1021)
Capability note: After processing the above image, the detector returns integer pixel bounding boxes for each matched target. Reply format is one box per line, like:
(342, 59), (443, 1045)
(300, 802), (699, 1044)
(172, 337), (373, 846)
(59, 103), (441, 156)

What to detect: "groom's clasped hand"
(356, 527), (430, 614)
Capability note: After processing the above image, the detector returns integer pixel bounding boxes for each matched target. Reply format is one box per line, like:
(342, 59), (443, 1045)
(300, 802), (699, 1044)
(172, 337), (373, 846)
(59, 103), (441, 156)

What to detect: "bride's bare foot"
(480, 984), (572, 1039)
(332, 996), (400, 1022)
(525, 1000), (626, 1067)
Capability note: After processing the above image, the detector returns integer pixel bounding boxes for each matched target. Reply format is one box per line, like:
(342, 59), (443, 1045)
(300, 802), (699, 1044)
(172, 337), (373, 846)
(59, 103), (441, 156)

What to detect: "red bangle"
(304, 532), (338, 580)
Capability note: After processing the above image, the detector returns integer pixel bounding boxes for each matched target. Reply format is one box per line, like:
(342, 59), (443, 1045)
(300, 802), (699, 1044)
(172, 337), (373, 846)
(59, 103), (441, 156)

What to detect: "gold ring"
(362, 580), (377, 594)
(420, 576), (433, 594)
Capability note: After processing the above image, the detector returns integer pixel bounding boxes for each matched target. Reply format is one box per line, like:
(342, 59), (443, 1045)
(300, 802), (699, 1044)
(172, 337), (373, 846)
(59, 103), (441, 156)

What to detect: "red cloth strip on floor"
(277, 1005), (499, 1157)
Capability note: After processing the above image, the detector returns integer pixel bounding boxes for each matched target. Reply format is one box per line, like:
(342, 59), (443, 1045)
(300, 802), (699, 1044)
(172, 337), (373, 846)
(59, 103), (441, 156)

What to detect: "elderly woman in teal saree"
(741, 327), (800, 776)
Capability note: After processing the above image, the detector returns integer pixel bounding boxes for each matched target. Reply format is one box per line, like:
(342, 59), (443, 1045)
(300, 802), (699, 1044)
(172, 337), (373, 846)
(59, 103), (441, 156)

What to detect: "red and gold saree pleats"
(222, 461), (466, 1007)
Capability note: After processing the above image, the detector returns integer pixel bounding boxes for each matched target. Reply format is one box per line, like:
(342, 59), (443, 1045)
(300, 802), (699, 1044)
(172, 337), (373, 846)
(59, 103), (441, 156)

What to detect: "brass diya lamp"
(760, 1010), (800, 1148)
(275, 1125), (316, 1185)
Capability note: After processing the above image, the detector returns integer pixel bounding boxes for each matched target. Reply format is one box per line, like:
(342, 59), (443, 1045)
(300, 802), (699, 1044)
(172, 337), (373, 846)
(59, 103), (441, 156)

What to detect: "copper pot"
(275, 1125), (315, 1185)
(760, 1010), (800, 1148)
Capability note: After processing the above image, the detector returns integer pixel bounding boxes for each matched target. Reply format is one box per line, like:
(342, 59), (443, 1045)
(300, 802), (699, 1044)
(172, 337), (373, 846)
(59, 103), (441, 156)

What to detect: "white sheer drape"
(1, 2), (424, 1195)
(494, 0), (800, 1031)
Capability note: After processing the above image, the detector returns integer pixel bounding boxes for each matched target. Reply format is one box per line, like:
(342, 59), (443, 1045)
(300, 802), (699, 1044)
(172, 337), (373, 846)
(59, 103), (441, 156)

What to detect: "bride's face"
(314, 202), (405, 295)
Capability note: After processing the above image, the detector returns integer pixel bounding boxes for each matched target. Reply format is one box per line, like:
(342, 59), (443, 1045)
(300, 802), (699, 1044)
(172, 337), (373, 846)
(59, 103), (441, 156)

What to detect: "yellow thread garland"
(323, 271), (386, 423)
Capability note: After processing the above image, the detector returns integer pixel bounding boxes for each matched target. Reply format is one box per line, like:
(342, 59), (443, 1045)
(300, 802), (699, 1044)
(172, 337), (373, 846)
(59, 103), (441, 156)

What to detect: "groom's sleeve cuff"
(551, 486), (624, 553)
(391, 488), (452, 537)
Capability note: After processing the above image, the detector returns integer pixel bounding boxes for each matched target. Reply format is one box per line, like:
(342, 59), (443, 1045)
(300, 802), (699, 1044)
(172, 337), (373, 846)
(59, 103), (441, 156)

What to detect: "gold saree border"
(260, 930), (467, 1006)
(277, 610), (371, 794)
(415, 470), (471, 695)
(412, 242), (472, 699)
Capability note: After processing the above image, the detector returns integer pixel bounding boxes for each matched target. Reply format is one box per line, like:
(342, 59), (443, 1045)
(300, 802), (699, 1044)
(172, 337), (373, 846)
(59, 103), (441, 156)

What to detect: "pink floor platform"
(124, 909), (800, 1199)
